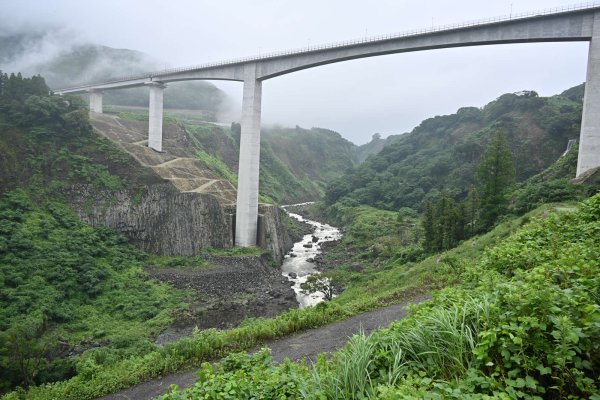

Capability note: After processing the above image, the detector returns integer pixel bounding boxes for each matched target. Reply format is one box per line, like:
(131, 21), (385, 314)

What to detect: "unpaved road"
(98, 294), (429, 400)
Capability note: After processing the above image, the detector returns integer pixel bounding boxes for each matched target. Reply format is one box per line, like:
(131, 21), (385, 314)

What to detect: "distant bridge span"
(55, 3), (600, 247)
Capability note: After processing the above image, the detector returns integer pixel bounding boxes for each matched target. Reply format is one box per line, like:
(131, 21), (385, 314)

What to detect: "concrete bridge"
(55, 3), (600, 247)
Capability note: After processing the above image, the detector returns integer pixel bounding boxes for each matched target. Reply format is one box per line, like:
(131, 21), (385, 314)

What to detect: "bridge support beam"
(578, 14), (600, 177)
(235, 70), (262, 246)
(89, 90), (103, 113)
(148, 83), (166, 152)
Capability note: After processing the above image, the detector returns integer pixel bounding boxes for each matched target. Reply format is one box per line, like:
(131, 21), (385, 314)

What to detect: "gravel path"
(98, 294), (430, 400)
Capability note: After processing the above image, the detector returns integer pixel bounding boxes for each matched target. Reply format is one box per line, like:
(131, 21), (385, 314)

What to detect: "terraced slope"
(90, 114), (237, 204)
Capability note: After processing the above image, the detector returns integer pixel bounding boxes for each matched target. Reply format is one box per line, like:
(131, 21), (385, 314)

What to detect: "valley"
(1, 28), (600, 398)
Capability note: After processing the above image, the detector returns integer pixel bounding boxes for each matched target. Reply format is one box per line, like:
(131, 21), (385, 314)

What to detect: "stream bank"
(281, 204), (343, 307)
(149, 206), (335, 344)
(149, 254), (298, 345)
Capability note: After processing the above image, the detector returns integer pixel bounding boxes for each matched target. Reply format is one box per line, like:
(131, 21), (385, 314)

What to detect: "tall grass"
(307, 297), (491, 399)
(390, 297), (490, 380)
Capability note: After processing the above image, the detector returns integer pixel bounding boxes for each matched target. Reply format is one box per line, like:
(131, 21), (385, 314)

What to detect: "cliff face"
(258, 204), (295, 262)
(65, 183), (233, 255)
(73, 114), (297, 261)
(64, 182), (296, 261)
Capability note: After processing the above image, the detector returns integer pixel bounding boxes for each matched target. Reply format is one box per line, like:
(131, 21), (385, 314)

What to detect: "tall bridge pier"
(88, 90), (103, 113)
(148, 82), (166, 152)
(578, 12), (600, 176)
(58, 3), (600, 247)
(235, 68), (263, 247)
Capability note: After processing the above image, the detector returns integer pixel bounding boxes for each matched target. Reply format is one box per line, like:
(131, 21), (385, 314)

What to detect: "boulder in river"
(303, 243), (313, 248)
(290, 253), (297, 257)
(288, 272), (297, 279)
(312, 235), (319, 243)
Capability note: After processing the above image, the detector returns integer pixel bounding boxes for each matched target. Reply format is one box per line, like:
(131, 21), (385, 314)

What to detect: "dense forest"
(326, 87), (584, 211)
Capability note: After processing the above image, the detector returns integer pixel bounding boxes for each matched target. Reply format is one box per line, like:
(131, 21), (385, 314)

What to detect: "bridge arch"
(54, 4), (600, 246)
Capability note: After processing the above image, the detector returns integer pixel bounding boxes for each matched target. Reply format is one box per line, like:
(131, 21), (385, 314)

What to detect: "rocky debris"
(285, 212), (313, 243)
(148, 255), (298, 344)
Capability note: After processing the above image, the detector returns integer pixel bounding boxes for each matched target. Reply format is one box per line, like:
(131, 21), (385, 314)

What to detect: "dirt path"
(98, 294), (430, 400)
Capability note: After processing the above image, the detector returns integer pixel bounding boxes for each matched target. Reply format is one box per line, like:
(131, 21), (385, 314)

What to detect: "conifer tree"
(476, 130), (516, 230)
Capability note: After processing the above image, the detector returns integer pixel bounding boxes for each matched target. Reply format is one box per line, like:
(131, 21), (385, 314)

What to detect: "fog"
(1, 0), (590, 144)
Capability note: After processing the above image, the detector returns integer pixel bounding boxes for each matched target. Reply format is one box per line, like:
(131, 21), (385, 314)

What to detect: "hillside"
(355, 132), (403, 163)
(326, 86), (585, 211)
(0, 31), (226, 114)
(0, 72), (305, 396)
(165, 120), (358, 203)
(262, 125), (358, 202)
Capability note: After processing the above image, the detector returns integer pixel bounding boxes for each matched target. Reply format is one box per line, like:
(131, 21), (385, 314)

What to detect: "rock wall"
(65, 183), (233, 255)
(258, 204), (295, 262)
(64, 184), (295, 260)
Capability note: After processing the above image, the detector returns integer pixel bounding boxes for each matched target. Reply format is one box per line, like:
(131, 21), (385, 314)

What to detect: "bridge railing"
(56, 1), (600, 92)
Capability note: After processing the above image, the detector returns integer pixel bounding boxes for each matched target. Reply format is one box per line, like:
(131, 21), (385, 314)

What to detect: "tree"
(301, 273), (336, 301)
(476, 130), (516, 230)
(422, 193), (467, 253)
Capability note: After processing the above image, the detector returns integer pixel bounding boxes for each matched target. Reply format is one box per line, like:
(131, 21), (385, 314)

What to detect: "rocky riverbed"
(281, 203), (343, 307)
(149, 205), (342, 344)
(149, 254), (298, 345)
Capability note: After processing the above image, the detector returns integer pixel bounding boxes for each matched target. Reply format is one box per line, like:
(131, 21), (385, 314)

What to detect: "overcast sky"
(2, 0), (591, 144)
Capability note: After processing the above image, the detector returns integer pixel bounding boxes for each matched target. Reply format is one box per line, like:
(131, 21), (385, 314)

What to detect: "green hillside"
(326, 87), (584, 211)
(2, 72), (598, 400)
(355, 132), (403, 163)
(0, 73), (188, 392)
(175, 121), (358, 203)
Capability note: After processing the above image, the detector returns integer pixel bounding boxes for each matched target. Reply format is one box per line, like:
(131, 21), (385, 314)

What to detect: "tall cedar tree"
(422, 193), (467, 253)
(476, 130), (516, 229)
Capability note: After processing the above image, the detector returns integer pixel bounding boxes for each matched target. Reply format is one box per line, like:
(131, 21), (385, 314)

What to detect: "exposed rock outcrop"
(64, 114), (296, 261)
(257, 204), (294, 263)
(65, 183), (233, 255)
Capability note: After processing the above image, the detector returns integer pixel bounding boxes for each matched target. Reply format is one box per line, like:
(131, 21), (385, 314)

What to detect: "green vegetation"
(0, 73), (189, 393)
(0, 189), (186, 392)
(421, 130), (516, 253)
(301, 273), (335, 301)
(476, 130), (516, 229)
(355, 132), (402, 163)
(326, 88), (583, 211)
(165, 120), (358, 204)
(2, 71), (598, 400)
(161, 193), (600, 400)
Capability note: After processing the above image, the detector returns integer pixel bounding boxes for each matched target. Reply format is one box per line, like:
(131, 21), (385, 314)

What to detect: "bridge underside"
(56, 6), (600, 246)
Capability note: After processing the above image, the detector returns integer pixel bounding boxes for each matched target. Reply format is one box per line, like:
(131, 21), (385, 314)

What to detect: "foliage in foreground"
(0, 190), (184, 392)
(162, 193), (600, 399)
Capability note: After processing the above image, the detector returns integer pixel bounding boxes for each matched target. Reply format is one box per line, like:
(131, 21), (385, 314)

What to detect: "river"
(281, 204), (343, 308)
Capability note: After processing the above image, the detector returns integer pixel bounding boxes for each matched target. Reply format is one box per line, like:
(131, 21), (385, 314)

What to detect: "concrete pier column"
(235, 66), (262, 246)
(148, 82), (166, 152)
(577, 12), (600, 177)
(88, 90), (103, 113)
